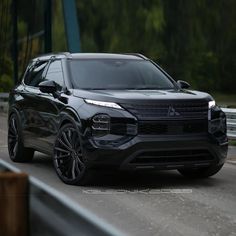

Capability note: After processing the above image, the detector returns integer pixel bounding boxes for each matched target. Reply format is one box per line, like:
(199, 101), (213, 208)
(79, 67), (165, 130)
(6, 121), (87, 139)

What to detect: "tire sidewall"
(8, 113), (22, 161)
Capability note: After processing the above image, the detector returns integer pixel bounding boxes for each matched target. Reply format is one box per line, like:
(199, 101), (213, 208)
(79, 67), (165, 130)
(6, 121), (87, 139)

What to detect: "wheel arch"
(59, 107), (82, 131)
(8, 106), (21, 122)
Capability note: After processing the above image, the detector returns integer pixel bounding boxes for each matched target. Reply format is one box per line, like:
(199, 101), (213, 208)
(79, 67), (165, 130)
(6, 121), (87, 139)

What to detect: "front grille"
(121, 100), (208, 120)
(110, 117), (137, 135)
(138, 120), (208, 135)
(130, 149), (214, 164)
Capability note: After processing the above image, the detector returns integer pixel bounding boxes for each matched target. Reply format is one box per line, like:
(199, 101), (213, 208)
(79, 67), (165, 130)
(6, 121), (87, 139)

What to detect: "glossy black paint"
(8, 53), (228, 171)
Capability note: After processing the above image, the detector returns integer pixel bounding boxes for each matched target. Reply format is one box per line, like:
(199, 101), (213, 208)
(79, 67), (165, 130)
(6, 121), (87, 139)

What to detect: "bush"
(0, 74), (14, 92)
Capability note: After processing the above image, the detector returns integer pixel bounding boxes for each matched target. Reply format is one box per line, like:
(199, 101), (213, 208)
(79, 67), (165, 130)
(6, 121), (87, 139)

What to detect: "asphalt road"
(1, 112), (236, 236)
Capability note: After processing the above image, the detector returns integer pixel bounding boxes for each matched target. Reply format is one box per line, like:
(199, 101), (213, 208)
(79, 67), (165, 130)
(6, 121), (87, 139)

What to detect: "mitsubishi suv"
(8, 53), (228, 185)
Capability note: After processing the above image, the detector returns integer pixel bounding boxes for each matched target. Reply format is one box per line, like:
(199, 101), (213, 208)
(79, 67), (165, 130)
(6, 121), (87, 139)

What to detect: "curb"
(227, 160), (236, 165)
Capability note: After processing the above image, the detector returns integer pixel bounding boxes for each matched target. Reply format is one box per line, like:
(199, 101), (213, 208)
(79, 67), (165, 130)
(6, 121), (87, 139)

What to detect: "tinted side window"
(45, 60), (64, 87)
(24, 61), (48, 87)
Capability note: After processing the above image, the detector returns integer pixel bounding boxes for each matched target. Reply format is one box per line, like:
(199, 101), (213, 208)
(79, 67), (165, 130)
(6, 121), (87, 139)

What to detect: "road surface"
(1, 112), (236, 236)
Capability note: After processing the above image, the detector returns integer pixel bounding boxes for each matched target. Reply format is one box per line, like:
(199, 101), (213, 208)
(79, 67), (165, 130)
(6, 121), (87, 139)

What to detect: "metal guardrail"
(0, 93), (9, 101)
(0, 93), (9, 113)
(0, 159), (125, 236)
(222, 108), (236, 140)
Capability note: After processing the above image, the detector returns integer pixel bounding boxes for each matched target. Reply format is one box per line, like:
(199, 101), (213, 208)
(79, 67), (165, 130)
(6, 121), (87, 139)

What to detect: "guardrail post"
(0, 172), (29, 236)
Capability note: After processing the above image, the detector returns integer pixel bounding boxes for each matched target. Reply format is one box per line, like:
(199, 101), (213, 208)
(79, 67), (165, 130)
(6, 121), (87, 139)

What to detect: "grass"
(212, 93), (236, 108)
(229, 140), (236, 146)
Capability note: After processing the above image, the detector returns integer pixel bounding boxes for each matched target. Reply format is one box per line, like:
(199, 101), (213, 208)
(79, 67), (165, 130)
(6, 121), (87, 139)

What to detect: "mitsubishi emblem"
(168, 106), (180, 117)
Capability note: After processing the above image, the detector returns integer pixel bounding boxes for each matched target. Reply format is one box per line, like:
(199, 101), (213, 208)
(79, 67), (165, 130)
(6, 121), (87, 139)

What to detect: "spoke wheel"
(8, 113), (34, 162)
(53, 124), (89, 185)
(8, 116), (19, 158)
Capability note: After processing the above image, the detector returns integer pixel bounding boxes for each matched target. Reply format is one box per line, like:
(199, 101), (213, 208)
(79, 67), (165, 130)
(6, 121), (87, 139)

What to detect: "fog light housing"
(208, 119), (220, 134)
(92, 114), (110, 136)
(208, 114), (227, 135)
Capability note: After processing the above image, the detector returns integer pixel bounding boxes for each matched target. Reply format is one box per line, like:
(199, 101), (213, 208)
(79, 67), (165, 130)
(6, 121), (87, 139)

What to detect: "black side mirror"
(39, 80), (57, 94)
(177, 80), (190, 89)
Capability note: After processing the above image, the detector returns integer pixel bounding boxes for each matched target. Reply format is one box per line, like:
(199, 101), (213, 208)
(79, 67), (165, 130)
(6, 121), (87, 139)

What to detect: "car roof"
(32, 52), (148, 62)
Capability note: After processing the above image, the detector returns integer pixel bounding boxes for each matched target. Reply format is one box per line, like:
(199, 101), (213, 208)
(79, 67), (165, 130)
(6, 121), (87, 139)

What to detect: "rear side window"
(44, 60), (64, 87)
(24, 61), (48, 87)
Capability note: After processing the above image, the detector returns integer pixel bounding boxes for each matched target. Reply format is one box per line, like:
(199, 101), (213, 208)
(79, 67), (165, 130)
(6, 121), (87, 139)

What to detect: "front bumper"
(82, 134), (228, 170)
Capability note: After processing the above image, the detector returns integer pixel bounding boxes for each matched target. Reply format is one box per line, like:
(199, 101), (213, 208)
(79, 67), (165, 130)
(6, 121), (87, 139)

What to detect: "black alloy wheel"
(8, 115), (18, 158)
(53, 123), (90, 185)
(8, 113), (34, 162)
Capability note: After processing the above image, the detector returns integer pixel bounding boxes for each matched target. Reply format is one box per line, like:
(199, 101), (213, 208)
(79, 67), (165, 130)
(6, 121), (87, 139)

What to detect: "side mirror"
(39, 80), (57, 94)
(177, 80), (190, 89)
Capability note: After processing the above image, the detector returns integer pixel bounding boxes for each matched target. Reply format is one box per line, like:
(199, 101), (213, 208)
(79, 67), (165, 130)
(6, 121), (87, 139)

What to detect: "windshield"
(69, 59), (175, 90)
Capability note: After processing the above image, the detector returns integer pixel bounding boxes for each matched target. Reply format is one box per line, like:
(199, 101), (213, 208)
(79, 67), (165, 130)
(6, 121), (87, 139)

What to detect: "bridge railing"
(222, 108), (236, 140)
(0, 159), (124, 236)
(0, 93), (9, 113)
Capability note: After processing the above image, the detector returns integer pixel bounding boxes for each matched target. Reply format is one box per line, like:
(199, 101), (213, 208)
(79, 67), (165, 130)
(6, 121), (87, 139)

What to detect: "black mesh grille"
(121, 101), (208, 120)
(138, 120), (208, 135)
(130, 149), (214, 164)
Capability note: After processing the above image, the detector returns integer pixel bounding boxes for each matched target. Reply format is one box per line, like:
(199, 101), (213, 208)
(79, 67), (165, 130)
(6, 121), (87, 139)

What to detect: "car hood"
(72, 89), (213, 104)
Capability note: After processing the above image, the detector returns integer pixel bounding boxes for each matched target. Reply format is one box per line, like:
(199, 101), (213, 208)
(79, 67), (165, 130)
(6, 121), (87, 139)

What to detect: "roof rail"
(123, 53), (148, 60)
(32, 52), (72, 61)
(49, 52), (73, 59)
(58, 52), (71, 57)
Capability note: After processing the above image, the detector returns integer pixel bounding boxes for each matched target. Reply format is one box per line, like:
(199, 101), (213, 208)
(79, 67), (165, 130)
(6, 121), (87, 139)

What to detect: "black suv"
(8, 53), (228, 185)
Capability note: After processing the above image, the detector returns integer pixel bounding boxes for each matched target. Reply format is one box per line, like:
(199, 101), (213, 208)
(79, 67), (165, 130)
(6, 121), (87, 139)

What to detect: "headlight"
(208, 100), (216, 109)
(85, 99), (123, 110)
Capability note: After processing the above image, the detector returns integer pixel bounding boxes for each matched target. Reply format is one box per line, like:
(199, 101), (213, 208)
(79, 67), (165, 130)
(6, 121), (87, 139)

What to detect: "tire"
(178, 164), (224, 178)
(53, 123), (92, 185)
(8, 113), (34, 162)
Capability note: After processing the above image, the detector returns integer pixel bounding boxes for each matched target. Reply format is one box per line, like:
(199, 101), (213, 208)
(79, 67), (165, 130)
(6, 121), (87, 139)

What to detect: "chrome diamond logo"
(168, 106), (180, 117)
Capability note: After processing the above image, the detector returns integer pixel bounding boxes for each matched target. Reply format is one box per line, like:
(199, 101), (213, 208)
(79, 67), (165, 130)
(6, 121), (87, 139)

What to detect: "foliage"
(0, 57), (13, 92)
(0, 74), (14, 92)
(0, 0), (235, 94)
(0, 0), (13, 92)
(77, 0), (236, 93)
(52, 0), (67, 51)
